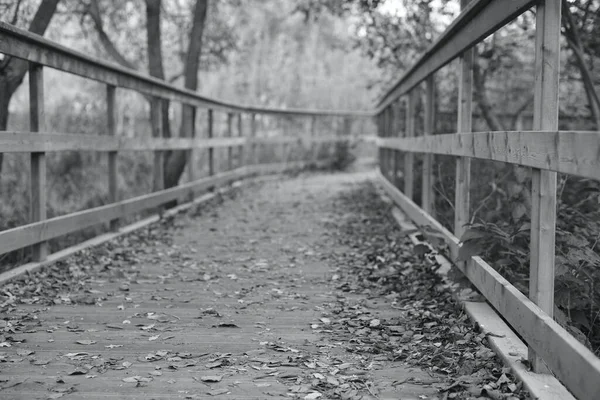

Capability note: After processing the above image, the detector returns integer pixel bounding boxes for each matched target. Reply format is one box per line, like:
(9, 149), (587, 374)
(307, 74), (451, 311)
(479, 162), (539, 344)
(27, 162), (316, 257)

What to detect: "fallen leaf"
(207, 388), (229, 396)
(200, 375), (223, 383)
(76, 340), (96, 345)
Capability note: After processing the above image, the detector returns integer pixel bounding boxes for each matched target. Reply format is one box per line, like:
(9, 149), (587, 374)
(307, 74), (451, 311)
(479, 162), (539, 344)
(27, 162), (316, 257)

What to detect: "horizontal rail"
(0, 168), (247, 256)
(377, 172), (600, 400)
(0, 132), (247, 152)
(378, 130), (600, 180)
(0, 132), (358, 153)
(375, 0), (537, 112)
(0, 161), (318, 257)
(0, 22), (368, 118)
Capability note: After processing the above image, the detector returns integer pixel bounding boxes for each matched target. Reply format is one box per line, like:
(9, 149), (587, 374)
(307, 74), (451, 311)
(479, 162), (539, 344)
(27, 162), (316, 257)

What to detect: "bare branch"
(87, 0), (137, 70)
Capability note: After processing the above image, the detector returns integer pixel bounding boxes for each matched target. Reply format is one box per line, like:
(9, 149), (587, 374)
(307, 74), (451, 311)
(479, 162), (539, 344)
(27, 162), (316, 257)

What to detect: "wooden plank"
(378, 173), (600, 399)
(29, 63), (47, 261)
(455, 14), (474, 260)
(376, 0), (537, 111)
(106, 85), (118, 230)
(227, 112), (233, 171)
(377, 172), (600, 400)
(0, 169), (248, 256)
(0, 131), (246, 152)
(529, 0), (560, 373)
(0, 22), (367, 118)
(377, 130), (600, 180)
(310, 115), (317, 164)
(382, 192), (574, 400)
(208, 109), (214, 176)
(250, 113), (257, 165)
(404, 90), (417, 200)
(422, 76), (435, 215)
(186, 104), (196, 185)
(464, 302), (576, 400)
(387, 106), (395, 182)
(393, 99), (403, 188)
(150, 97), (163, 192)
(238, 113), (244, 168)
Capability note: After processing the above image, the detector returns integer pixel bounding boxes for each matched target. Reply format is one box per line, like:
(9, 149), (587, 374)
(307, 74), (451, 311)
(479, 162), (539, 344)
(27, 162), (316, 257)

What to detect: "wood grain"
(29, 63), (47, 261)
(378, 172), (600, 400)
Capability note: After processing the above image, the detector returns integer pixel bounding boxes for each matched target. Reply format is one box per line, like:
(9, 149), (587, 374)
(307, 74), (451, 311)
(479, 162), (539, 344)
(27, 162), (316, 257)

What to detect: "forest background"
(2, 0), (600, 358)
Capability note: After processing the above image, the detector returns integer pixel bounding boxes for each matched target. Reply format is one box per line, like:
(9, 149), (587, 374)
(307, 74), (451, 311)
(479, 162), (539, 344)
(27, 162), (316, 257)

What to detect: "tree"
(76, 0), (211, 188)
(561, 0), (600, 129)
(0, 0), (61, 174)
(163, 0), (208, 188)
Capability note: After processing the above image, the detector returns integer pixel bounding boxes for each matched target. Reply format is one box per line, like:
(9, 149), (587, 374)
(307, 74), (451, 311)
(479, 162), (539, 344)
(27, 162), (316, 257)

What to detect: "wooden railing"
(374, 0), (600, 399)
(0, 21), (369, 271)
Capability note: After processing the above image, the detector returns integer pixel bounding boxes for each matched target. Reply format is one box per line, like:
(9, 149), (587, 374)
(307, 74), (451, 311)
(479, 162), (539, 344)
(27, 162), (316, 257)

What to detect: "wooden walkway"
(0, 173), (446, 400)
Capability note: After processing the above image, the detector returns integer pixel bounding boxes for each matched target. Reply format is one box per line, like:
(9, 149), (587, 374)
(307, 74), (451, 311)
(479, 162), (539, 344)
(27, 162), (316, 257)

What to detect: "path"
(0, 172), (525, 400)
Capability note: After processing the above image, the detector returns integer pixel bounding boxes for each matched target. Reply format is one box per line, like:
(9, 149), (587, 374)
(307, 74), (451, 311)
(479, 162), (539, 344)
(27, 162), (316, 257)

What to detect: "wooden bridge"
(1, 1), (600, 399)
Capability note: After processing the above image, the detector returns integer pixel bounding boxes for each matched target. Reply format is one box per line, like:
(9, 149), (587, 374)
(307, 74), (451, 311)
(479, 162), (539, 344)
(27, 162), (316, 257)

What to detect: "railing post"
(377, 113), (383, 174)
(237, 113), (243, 168)
(529, 0), (560, 373)
(106, 85), (118, 230)
(226, 112), (233, 171)
(187, 105), (196, 185)
(29, 63), (47, 261)
(383, 107), (389, 179)
(208, 109), (214, 176)
(150, 97), (163, 193)
(250, 113), (256, 166)
(454, 0), (474, 259)
(310, 115), (317, 165)
(405, 90), (417, 200)
(393, 99), (403, 188)
(387, 106), (395, 183)
(423, 75), (435, 216)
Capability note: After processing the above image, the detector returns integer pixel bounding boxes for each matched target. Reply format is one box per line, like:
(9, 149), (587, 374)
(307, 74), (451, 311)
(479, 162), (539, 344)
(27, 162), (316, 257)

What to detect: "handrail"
(0, 21), (369, 118)
(374, 0), (537, 113)
(374, 0), (600, 399)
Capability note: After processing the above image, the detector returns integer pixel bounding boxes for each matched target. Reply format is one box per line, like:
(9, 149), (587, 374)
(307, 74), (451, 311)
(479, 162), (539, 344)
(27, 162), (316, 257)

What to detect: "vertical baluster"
(529, 0), (560, 373)
(187, 105), (196, 186)
(29, 64), (47, 261)
(106, 85), (118, 230)
(393, 99), (403, 188)
(388, 106), (395, 183)
(237, 113), (243, 169)
(226, 112), (233, 171)
(250, 113), (256, 166)
(377, 112), (383, 175)
(150, 97), (163, 193)
(384, 107), (390, 179)
(454, 0), (474, 259)
(310, 115), (317, 164)
(405, 90), (416, 200)
(423, 75), (435, 216)
(208, 109), (214, 176)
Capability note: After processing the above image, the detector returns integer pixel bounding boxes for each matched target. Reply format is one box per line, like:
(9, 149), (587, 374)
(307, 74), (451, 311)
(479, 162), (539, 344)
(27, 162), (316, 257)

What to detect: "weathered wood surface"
(378, 172), (600, 400)
(378, 130), (600, 180)
(0, 173), (439, 400)
(29, 63), (47, 262)
(0, 132), (247, 152)
(529, 0), (561, 372)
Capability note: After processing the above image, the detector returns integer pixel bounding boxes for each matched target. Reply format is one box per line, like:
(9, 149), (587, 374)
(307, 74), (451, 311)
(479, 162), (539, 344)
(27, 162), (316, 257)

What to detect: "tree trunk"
(562, 0), (600, 129)
(0, 0), (60, 174)
(163, 0), (208, 189)
(145, 0), (172, 181)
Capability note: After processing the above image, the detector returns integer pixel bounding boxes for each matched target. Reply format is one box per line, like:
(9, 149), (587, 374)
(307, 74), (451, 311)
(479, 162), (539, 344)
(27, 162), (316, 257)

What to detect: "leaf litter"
(0, 175), (532, 399)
